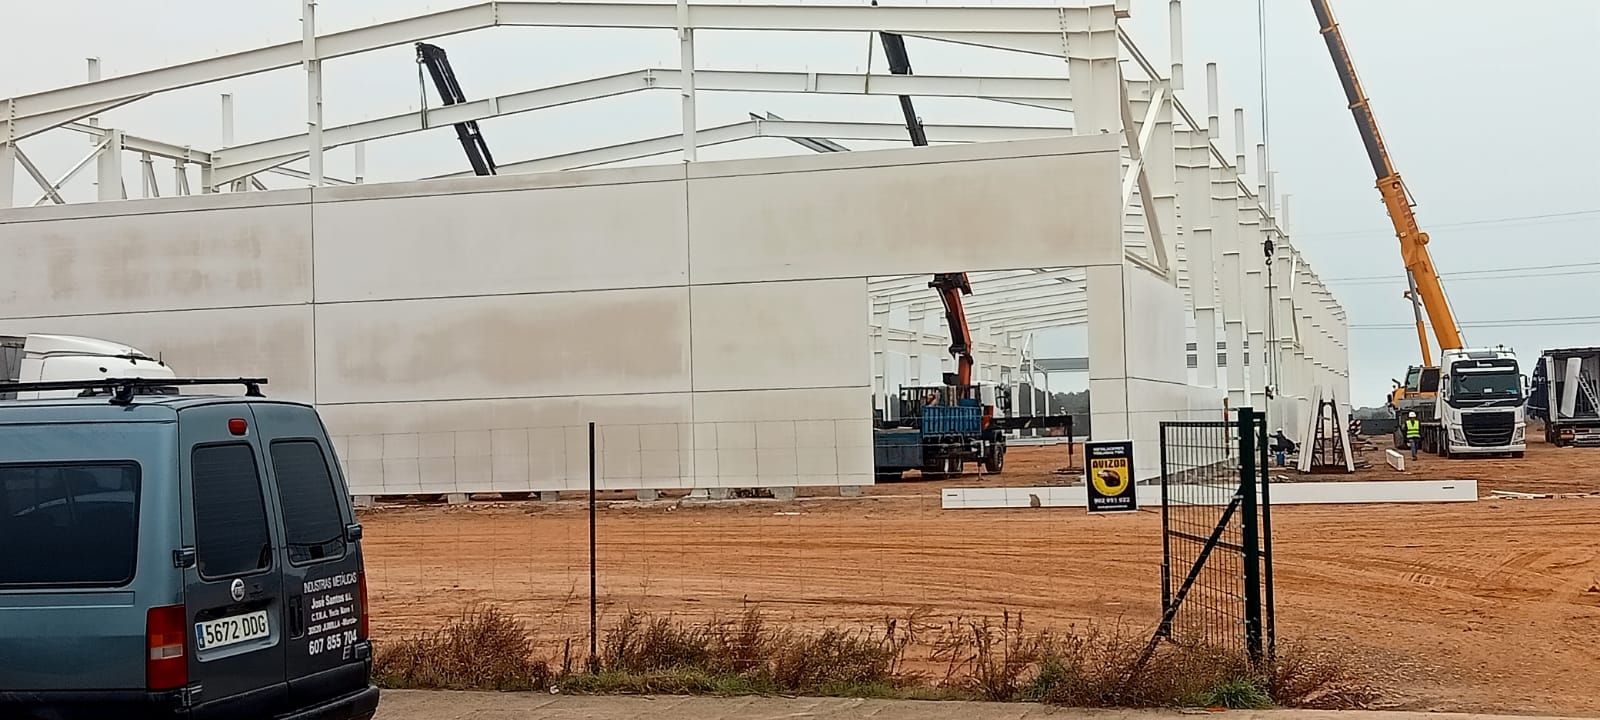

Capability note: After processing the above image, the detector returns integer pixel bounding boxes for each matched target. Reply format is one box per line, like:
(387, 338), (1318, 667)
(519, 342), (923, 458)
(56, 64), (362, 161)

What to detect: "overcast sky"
(3, 1), (1597, 406)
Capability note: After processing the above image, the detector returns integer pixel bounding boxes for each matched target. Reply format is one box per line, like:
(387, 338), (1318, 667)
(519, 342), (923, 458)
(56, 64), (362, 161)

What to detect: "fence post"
(1157, 422), (1172, 639)
(1237, 408), (1264, 665)
(1257, 414), (1276, 660)
(588, 421), (598, 670)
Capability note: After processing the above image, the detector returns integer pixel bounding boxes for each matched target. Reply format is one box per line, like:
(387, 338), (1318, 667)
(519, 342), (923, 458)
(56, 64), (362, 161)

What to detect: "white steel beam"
(885, 279), (1083, 310)
(967, 299), (1089, 324)
(214, 68), (1074, 184)
(2, 2), (1111, 141)
(11, 147), (64, 205)
(762, 119), (1068, 143)
(873, 269), (1080, 301)
(986, 311), (1090, 332)
(485, 121), (756, 176)
(31, 138), (108, 205)
(460, 118), (1070, 178)
(63, 122), (211, 164)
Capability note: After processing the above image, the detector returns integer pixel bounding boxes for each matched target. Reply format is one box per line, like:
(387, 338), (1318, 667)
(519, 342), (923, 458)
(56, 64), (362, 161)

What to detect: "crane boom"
(878, 30), (975, 387)
(1309, 0), (1463, 365)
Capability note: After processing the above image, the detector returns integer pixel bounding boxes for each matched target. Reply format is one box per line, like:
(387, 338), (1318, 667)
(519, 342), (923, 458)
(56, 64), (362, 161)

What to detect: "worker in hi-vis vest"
(1405, 412), (1422, 460)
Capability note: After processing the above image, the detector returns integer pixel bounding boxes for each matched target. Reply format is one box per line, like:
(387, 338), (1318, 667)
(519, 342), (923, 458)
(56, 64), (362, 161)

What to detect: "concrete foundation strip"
(940, 479), (1478, 510)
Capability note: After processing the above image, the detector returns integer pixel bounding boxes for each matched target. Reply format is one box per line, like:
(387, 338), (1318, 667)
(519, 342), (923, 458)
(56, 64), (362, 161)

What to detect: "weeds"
(372, 605), (552, 691)
(372, 604), (1380, 709)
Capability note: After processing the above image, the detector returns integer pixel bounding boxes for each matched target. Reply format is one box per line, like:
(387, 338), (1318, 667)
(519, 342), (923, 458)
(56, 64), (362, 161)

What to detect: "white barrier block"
(941, 479), (1478, 510)
(1386, 448), (1405, 472)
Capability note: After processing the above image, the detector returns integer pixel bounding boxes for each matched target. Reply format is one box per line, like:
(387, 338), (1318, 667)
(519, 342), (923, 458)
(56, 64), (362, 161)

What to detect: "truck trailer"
(1528, 346), (1600, 447)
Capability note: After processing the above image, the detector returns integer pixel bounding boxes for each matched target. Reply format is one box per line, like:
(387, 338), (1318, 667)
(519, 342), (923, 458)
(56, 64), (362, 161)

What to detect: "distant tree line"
(1016, 384), (1090, 436)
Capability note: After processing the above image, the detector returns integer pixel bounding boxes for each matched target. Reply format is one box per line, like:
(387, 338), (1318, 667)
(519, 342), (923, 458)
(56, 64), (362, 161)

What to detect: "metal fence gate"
(1153, 408), (1275, 662)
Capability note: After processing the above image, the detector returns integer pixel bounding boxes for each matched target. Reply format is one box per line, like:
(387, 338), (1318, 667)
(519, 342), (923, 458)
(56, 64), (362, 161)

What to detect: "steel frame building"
(0, 0), (1349, 489)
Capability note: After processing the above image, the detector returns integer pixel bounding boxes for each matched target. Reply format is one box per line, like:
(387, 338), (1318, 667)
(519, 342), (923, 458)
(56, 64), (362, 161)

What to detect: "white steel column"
(1178, 129), (1217, 389)
(1211, 155), (1245, 406)
(1072, 8), (1126, 443)
(85, 58), (101, 137)
(96, 128), (124, 201)
(353, 142), (366, 183)
(0, 140), (14, 209)
(139, 152), (158, 198)
(1296, 262), (1316, 423)
(677, 0), (697, 162)
(302, 0), (324, 186)
(90, 56), (118, 201)
(1233, 107), (1265, 409)
(221, 93), (246, 192)
(1168, 0), (1184, 91)
(1272, 243), (1297, 437)
(0, 99), (15, 207)
(907, 307), (925, 387)
(872, 306), (890, 415)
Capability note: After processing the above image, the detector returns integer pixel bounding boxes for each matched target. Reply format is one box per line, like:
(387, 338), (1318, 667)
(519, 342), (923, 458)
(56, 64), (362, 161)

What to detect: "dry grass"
(372, 605), (1379, 709)
(372, 605), (553, 691)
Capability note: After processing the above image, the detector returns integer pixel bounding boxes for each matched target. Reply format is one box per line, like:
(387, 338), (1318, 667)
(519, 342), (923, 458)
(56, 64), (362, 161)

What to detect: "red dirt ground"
(358, 437), (1600, 715)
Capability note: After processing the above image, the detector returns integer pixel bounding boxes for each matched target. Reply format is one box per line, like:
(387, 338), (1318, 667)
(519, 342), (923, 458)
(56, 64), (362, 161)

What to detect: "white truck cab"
(1435, 347), (1526, 458)
(1, 335), (175, 400)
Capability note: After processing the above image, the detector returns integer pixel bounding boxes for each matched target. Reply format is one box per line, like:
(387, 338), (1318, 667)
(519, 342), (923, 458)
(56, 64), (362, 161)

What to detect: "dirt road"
(372, 690), (1600, 720)
(359, 441), (1600, 715)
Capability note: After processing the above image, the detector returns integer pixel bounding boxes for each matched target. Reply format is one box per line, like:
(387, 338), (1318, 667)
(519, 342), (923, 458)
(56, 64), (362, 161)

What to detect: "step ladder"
(1578, 369), (1600, 417)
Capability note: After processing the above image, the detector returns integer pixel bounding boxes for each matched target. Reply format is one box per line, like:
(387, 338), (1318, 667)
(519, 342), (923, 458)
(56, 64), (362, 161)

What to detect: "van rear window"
(0, 463), (140, 587)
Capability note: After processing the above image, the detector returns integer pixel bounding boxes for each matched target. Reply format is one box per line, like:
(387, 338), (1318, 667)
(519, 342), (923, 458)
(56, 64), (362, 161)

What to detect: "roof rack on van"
(0, 377), (268, 405)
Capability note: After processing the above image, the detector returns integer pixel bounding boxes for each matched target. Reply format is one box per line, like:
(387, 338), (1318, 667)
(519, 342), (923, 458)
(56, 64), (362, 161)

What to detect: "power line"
(1350, 314), (1600, 330)
(1325, 261), (1600, 284)
(1295, 208), (1600, 240)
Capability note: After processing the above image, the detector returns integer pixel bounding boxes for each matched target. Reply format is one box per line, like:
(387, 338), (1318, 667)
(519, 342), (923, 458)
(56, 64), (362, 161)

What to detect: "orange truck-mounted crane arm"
(1309, 0), (1463, 366)
(930, 273), (976, 386)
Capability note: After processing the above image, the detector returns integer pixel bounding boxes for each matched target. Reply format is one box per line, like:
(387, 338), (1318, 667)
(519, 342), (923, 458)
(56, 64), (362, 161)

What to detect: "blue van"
(0, 378), (378, 720)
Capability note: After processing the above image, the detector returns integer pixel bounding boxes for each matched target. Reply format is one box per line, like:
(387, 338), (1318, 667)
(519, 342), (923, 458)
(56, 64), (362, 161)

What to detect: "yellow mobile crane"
(1311, 1), (1528, 457)
(1308, 2), (1461, 407)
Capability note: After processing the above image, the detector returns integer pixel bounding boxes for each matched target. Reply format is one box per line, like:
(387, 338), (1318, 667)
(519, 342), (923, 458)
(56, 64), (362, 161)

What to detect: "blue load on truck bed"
(922, 405), (982, 435)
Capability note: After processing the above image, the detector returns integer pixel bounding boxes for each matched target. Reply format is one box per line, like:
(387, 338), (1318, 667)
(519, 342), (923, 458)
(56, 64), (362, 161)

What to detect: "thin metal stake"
(588, 421), (598, 670)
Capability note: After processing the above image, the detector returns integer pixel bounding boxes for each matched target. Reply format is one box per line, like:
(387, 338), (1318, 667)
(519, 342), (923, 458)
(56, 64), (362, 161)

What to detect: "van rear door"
(178, 403), (288, 714)
(252, 403), (370, 707)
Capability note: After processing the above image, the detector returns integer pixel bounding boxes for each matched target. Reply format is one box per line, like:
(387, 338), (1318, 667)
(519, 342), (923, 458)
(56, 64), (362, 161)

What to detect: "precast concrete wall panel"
(0, 305), (315, 400)
(688, 278), (868, 392)
(686, 136), (1122, 285)
(0, 136), (1126, 495)
(1126, 269), (1188, 385)
(312, 286), (693, 405)
(312, 172), (689, 302)
(0, 200), (312, 317)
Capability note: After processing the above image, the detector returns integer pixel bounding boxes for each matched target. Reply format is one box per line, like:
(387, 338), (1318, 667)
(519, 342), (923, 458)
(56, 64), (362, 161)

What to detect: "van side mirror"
(344, 523), (363, 542)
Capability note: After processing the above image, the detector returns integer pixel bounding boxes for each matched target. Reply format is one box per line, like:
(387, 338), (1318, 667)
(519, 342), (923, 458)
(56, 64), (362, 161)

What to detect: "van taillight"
(146, 604), (188, 690)
(357, 571), (370, 641)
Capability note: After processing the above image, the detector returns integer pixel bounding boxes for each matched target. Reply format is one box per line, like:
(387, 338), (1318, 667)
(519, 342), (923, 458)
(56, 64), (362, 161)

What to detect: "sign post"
(1085, 439), (1137, 513)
